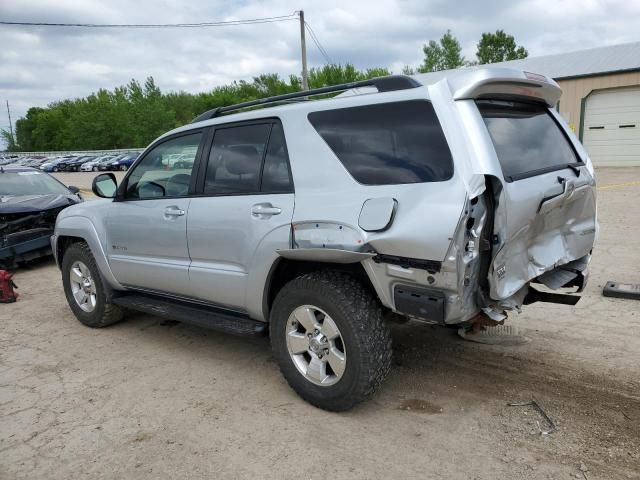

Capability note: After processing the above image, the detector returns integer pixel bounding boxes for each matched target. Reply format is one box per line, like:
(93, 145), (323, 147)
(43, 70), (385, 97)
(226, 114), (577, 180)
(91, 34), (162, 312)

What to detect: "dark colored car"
(0, 167), (83, 268)
(62, 156), (95, 172)
(111, 152), (140, 171)
(55, 156), (84, 171)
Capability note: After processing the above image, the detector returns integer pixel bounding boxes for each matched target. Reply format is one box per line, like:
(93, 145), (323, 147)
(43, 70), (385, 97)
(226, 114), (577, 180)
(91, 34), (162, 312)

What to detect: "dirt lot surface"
(2, 169), (639, 479)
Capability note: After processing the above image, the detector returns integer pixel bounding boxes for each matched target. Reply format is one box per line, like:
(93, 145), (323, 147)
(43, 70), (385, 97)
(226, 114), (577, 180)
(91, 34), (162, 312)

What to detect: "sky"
(1, 0), (639, 149)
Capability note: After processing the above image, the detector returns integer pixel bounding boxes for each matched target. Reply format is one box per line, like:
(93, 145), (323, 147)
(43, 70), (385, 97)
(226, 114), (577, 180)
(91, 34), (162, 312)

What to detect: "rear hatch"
(477, 99), (597, 300)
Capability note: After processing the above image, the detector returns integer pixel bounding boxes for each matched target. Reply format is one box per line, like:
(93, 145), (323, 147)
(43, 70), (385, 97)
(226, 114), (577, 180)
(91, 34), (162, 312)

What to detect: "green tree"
(401, 65), (416, 76)
(476, 30), (528, 64)
(418, 30), (465, 73)
(10, 64), (392, 152)
(1, 129), (17, 151)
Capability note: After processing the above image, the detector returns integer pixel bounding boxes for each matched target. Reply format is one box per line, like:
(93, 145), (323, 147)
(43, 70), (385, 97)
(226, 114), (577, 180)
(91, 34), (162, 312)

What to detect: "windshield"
(0, 171), (70, 196)
(477, 100), (581, 181)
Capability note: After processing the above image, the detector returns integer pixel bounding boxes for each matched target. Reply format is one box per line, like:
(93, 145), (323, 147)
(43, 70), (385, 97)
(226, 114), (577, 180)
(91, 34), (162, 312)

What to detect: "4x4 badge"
(496, 264), (507, 279)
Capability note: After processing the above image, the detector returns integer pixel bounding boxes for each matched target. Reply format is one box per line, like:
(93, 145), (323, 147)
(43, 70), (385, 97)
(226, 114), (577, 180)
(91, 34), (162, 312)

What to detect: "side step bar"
(112, 294), (268, 336)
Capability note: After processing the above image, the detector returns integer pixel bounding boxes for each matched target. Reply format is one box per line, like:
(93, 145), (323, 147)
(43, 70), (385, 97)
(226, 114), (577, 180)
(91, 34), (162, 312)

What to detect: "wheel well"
(56, 235), (85, 266)
(264, 259), (377, 319)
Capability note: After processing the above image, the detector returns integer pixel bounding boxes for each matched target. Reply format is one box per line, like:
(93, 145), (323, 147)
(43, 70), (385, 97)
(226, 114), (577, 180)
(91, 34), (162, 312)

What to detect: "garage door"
(583, 86), (640, 166)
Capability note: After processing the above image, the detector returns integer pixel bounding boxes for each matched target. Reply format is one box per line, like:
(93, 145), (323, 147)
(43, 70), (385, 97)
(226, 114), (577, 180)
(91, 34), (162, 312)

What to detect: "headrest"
(224, 146), (260, 175)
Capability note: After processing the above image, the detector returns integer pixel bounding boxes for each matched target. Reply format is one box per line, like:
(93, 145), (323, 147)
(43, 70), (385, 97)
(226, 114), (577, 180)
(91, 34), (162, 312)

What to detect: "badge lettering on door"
(112, 245), (128, 251)
(496, 264), (506, 279)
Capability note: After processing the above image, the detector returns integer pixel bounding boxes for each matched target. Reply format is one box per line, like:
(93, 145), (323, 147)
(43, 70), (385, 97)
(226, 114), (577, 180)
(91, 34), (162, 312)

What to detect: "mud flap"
(523, 286), (580, 306)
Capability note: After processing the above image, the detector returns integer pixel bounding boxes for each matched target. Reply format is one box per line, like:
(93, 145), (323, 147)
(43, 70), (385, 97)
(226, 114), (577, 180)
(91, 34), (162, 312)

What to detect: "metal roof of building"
(413, 41), (640, 85)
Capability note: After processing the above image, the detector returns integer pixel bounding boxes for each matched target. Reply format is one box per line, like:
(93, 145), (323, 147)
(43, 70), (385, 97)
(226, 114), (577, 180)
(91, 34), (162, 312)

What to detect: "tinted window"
(477, 100), (581, 181)
(261, 123), (293, 193)
(125, 132), (201, 199)
(308, 100), (453, 185)
(204, 124), (271, 194)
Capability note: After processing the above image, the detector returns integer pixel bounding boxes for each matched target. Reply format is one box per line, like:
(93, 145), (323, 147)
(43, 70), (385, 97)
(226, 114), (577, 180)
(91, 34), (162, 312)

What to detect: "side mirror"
(67, 185), (80, 194)
(92, 173), (118, 198)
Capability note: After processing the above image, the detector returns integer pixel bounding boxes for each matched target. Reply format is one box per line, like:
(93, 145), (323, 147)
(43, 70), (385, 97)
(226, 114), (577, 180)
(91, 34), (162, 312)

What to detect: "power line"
(304, 21), (333, 64)
(0, 13), (298, 29)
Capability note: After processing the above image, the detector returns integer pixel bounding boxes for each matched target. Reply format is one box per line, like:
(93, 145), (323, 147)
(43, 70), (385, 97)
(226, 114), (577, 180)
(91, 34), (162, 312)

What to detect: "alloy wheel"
(69, 261), (97, 312)
(286, 305), (346, 386)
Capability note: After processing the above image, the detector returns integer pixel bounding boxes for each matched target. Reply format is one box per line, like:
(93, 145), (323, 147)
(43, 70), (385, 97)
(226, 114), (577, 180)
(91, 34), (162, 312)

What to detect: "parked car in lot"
(80, 156), (115, 172)
(0, 155), (20, 166)
(63, 156), (97, 172)
(98, 152), (139, 171)
(53, 68), (597, 411)
(55, 156), (86, 172)
(1, 167), (82, 268)
(41, 156), (76, 172)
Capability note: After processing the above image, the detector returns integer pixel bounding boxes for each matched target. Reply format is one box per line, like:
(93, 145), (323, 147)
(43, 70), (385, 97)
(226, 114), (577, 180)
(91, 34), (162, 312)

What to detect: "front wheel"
(120, 165), (128, 171)
(61, 242), (124, 328)
(270, 271), (392, 411)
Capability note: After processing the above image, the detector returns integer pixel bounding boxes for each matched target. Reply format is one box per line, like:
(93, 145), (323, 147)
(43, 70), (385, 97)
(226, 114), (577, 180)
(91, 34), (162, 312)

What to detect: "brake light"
(524, 71), (548, 82)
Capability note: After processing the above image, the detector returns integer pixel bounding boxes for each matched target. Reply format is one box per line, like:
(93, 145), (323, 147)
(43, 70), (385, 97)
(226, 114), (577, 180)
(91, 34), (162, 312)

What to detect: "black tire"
(61, 242), (124, 328)
(120, 165), (127, 171)
(270, 271), (392, 411)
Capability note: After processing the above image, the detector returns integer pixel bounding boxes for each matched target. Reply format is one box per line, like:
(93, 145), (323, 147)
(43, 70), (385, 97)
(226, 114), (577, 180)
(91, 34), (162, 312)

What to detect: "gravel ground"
(1, 168), (639, 479)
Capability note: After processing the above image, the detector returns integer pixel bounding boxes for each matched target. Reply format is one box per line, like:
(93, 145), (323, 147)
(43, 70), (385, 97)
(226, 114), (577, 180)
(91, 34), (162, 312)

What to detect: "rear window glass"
(477, 100), (581, 181)
(308, 100), (454, 185)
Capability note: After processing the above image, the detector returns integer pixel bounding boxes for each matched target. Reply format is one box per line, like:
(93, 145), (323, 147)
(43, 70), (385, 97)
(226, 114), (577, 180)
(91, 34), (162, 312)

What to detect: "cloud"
(1, 0), (638, 148)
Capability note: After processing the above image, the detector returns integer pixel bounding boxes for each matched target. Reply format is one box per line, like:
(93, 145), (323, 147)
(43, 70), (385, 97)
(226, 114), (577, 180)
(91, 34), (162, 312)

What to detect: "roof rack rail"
(191, 75), (422, 123)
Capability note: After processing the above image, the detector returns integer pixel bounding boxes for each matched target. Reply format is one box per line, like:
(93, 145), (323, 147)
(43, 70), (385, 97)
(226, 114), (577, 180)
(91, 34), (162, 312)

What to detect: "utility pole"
(299, 10), (309, 91)
(5, 100), (15, 149)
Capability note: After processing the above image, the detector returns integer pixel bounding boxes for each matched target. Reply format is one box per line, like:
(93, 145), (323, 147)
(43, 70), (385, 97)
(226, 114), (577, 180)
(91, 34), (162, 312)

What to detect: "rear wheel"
(92, 166), (98, 171)
(270, 271), (392, 411)
(62, 242), (123, 328)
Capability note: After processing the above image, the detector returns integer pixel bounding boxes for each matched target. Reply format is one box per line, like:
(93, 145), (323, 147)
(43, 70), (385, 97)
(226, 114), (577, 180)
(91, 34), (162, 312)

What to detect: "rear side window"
(261, 123), (293, 193)
(308, 100), (454, 185)
(204, 122), (293, 195)
(477, 100), (582, 181)
(204, 124), (271, 194)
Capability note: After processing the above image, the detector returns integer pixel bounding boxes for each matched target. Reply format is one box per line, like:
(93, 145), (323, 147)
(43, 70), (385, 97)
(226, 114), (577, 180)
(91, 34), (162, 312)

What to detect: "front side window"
(477, 100), (582, 181)
(125, 132), (202, 199)
(308, 100), (454, 185)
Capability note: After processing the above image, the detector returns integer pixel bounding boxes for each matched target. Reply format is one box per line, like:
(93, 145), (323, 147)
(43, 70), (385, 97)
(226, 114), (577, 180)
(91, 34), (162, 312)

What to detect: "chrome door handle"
(164, 206), (185, 217)
(251, 203), (282, 217)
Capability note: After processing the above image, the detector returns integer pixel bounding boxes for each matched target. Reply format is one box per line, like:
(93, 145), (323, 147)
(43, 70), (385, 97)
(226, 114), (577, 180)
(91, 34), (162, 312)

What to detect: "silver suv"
(53, 68), (597, 411)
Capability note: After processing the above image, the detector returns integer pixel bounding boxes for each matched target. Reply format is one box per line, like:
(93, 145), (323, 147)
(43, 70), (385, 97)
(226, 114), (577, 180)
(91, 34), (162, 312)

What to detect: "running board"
(112, 294), (268, 336)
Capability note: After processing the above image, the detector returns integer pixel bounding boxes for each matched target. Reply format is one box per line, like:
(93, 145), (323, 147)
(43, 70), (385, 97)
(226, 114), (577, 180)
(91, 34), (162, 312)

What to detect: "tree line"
(2, 30), (527, 152)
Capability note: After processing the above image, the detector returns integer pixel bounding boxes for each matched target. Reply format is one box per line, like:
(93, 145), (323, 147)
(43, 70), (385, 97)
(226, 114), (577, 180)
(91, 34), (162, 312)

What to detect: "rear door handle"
(164, 206), (185, 217)
(251, 203), (282, 217)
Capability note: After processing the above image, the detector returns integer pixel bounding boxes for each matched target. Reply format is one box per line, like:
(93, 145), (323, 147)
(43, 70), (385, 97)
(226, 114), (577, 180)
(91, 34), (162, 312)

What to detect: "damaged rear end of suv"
(301, 67), (597, 333)
(427, 68), (597, 327)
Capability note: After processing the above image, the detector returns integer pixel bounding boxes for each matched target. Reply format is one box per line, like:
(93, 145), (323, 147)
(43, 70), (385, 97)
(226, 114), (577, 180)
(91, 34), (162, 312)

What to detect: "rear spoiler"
(445, 67), (562, 107)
